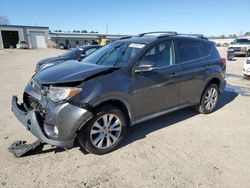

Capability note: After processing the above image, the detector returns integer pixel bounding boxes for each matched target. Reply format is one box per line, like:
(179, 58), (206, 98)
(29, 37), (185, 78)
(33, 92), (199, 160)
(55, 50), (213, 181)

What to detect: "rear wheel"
(195, 84), (219, 114)
(77, 105), (127, 155)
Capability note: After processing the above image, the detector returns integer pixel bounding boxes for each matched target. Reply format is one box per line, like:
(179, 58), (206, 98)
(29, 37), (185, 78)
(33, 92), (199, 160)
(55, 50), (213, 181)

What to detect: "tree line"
(52, 30), (99, 33)
(209, 32), (250, 39)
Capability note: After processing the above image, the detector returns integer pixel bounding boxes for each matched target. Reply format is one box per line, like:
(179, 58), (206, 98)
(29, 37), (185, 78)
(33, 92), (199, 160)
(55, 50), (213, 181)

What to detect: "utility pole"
(106, 24), (109, 34)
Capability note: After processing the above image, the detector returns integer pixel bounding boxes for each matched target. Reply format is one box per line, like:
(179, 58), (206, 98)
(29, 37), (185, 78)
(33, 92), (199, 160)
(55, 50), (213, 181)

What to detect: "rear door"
(132, 40), (181, 119)
(174, 38), (211, 105)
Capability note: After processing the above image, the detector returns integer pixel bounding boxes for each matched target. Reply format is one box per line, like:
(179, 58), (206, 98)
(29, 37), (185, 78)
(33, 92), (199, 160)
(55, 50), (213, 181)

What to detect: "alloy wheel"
(90, 114), (122, 149)
(204, 87), (218, 111)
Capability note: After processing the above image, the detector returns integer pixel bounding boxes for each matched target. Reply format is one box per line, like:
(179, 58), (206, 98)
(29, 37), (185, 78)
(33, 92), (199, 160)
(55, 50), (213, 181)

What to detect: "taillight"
(221, 58), (226, 65)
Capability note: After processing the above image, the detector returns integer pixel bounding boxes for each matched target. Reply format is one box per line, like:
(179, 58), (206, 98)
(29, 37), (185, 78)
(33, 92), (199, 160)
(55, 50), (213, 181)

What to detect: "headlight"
(39, 62), (55, 70)
(48, 86), (82, 102)
(246, 59), (250, 64)
(241, 47), (247, 52)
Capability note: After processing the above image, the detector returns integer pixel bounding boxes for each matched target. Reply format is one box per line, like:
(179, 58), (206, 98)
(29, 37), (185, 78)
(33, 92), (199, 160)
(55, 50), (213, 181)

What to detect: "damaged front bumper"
(11, 92), (92, 148)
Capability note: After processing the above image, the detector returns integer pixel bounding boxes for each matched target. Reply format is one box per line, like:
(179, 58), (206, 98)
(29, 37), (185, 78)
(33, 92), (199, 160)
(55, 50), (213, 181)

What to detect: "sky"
(0, 0), (249, 36)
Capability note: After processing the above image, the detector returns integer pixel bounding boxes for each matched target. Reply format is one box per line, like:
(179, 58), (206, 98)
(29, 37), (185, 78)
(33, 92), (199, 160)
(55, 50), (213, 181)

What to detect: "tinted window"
(85, 48), (97, 56)
(199, 41), (212, 57)
(140, 41), (174, 68)
(61, 48), (81, 57)
(176, 39), (202, 62)
(233, 39), (250, 44)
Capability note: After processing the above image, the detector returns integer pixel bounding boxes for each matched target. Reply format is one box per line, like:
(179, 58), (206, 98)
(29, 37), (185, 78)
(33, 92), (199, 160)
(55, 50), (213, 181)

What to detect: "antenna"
(33, 16), (37, 26)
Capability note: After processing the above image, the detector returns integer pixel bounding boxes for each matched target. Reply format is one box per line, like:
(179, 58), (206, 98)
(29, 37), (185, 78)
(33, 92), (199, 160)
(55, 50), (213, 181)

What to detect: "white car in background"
(243, 58), (250, 76)
(16, 41), (29, 49)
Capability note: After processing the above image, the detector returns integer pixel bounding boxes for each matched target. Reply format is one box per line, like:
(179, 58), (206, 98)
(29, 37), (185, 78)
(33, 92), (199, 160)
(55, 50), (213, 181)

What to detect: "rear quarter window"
(175, 39), (210, 63)
(200, 41), (212, 57)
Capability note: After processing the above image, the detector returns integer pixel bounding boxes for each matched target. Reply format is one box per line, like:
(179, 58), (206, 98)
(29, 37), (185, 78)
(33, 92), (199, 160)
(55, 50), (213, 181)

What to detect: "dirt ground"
(0, 47), (250, 188)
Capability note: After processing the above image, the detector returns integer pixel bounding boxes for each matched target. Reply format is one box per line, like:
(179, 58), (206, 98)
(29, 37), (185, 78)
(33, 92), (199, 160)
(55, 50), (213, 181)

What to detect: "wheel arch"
(91, 97), (134, 126)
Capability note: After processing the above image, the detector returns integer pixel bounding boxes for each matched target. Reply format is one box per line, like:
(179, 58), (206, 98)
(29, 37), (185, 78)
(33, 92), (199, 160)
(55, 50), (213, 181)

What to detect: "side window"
(85, 48), (96, 56)
(176, 39), (202, 62)
(140, 41), (174, 68)
(200, 41), (212, 57)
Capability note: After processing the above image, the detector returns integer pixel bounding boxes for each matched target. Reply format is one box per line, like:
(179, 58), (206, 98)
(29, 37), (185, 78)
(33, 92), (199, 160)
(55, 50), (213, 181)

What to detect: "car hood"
(229, 44), (249, 48)
(34, 60), (113, 84)
(37, 56), (69, 66)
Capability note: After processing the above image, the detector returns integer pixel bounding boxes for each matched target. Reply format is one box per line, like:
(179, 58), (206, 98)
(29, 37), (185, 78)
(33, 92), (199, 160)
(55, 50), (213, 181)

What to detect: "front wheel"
(246, 50), (250, 57)
(195, 84), (219, 114)
(77, 105), (127, 155)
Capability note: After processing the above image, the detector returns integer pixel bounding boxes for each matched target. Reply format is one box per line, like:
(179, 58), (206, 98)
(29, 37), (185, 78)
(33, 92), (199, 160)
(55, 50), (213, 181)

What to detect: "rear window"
(175, 39), (210, 62)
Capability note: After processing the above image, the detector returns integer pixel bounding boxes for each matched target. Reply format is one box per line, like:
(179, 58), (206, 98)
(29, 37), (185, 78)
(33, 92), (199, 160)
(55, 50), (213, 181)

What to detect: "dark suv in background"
(12, 32), (226, 155)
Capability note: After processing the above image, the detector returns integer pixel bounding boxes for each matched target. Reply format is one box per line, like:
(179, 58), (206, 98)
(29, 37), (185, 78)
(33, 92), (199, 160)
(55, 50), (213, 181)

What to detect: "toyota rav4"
(12, 32), (226, 155)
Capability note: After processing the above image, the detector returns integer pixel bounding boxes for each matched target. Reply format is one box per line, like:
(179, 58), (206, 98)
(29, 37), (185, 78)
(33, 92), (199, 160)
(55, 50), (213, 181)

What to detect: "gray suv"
(12, 32), (226, 155)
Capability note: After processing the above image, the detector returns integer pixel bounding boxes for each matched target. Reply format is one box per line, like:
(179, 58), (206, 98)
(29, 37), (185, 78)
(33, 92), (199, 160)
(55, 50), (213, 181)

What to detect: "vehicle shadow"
(119, 90), (238, 150)
(18, 90), (238, 157)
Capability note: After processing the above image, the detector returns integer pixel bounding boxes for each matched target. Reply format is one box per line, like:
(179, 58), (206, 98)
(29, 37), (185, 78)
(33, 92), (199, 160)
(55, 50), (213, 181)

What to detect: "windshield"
(61, 48), (82, 57)
(233, 39), (250, 44)
(82, 42), (145, 67)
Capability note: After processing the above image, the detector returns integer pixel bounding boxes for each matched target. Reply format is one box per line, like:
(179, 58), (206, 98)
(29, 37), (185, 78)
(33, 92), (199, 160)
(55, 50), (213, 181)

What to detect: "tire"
(77, 105), (127, 155)
(246, 50), (250, 57)
(195, 84), (219, 114)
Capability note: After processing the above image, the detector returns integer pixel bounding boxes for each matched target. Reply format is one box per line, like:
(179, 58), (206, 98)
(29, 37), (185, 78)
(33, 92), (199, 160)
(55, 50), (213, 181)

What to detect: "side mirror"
(79, 54), (86, 61)
(135, 61), (157, 73)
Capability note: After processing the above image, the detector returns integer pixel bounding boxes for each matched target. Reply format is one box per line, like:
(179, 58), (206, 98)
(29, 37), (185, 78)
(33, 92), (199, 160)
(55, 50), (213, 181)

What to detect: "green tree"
(81, 30), (87, 33)
(220, 35), (226, 39)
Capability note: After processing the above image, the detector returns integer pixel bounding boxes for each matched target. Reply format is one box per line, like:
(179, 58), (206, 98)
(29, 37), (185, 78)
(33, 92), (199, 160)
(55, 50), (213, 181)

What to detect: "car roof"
(116, 36), (156, 44)
(78, 45), (102, 49)
(117, 33), (210, 45)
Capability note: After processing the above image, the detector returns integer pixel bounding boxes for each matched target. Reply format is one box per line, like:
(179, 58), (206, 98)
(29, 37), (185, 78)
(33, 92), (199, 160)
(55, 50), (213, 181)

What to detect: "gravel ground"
(0, 47), (250, 188)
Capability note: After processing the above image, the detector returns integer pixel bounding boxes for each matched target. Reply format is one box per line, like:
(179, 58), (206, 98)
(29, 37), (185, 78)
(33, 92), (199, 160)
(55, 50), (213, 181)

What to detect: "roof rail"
(119, 36), (133, 40)
(138, 31), (177, 37)
(178, 33), (208, 40)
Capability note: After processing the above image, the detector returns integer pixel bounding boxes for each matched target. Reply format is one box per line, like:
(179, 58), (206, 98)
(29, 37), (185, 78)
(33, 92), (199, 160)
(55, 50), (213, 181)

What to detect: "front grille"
(233, 47), (241, 51)
(23, 92), (46, 118)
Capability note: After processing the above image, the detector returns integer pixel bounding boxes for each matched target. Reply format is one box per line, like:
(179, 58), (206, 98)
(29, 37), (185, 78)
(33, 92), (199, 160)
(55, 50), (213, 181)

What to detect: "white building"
(0, 24), (129, 49)
(0, 25), (49, 49)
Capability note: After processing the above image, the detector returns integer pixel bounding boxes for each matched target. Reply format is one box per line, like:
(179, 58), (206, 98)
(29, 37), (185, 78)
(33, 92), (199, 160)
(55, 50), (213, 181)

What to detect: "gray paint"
(11, 35), (226, 148)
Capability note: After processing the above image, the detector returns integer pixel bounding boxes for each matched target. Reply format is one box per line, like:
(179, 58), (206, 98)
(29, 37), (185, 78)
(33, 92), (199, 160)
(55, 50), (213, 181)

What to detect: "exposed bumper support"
(11, 96), (92, 148)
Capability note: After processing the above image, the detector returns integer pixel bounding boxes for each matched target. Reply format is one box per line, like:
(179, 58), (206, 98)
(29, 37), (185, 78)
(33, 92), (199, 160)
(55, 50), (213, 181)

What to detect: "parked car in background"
(243, 58), (250, 76)
(57, 43), (67, 49)
(227, 48), (235, 61)
(16, 41), (29, 49)
(36, 45), (102, 72)
(228, 38), (250, 57)
(12, 32), (226, 155)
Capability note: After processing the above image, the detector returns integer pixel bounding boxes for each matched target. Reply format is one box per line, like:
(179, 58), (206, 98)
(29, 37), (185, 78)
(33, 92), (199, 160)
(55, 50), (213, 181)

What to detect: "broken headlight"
(48, 86), (82, 102)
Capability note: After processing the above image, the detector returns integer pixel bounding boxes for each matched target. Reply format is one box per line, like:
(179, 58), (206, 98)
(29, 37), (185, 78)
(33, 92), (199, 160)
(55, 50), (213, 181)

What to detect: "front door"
(132, 40), (181, 120)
